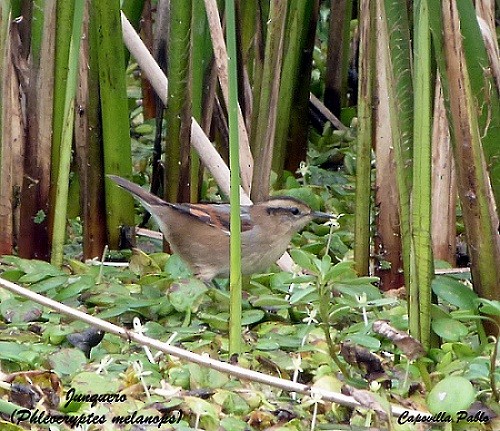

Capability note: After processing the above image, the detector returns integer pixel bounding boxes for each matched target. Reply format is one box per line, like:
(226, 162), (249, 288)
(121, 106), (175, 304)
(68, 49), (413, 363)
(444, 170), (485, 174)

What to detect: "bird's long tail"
(107, 175), (169, 210)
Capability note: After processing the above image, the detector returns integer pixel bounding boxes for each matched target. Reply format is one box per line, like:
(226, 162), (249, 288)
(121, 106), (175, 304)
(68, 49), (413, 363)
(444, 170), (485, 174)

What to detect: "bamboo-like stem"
(379, 0), (413, 290)
(0, 9), (16, 255)
(250, 0), (287, 202)
(203, 0), (253, 194)
(164, 0), (191, 203)
(373, 43), (404, 292)
(410, 0), (433, 348)
(0, 274), (429, 419)
(272, 0), (316, 182)
(190, 0), (212, 202)
(324, 0), (353, 116)
(51, 0), (84, 267)
(430, 0), (500, 331)
(431, 78), (455, 265)
(354, 0), (374, 276)
(94, 0), (134, 249)
(15, 1), (56, 260)
(75, 4), (107, 260)
(51, 0), (75, 207)
(226, 0), (243, 355)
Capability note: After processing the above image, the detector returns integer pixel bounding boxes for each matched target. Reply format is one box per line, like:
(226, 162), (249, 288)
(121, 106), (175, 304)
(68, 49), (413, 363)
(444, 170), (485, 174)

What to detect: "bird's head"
(259, 196), (333, 232)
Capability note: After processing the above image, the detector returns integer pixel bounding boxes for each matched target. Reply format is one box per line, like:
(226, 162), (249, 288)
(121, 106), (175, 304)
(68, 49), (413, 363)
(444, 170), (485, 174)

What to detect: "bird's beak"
(311, 211), (335, 221)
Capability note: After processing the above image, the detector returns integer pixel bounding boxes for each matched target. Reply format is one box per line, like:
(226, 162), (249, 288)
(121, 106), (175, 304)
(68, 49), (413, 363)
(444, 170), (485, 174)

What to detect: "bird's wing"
(170, 203), (253, 234)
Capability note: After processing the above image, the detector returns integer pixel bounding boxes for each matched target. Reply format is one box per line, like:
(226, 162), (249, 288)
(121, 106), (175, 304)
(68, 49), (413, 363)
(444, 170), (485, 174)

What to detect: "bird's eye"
(291, 207), (300, 215)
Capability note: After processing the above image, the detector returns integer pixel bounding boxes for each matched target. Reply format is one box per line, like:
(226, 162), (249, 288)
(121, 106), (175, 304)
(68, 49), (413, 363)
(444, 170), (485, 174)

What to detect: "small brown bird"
(109, 175), (332, 281)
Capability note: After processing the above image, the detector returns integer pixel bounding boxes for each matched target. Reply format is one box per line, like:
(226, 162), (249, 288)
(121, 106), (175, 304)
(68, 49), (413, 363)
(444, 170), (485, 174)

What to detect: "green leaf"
(0, 270), (23, 282)
(187, 364), (229, 389)
(241, 309), (265, 325)
(220, 416), (250, 431)
(427, 376), (475, 416)
(54, 275), (95, 301)
(0, 342), (29, 362)
(217, 391), (250, 415)
(254, 340), (280, 351)
(432, 318), (469, 342)
(30, 275), (68, 293)
(1, 256), (65, 282)
(33, 209), (47, 224)
(70, 371), (121, 397)
(0, 298), (43, 323)
(475, 298), (500, 316)
(168, 278), (207, 313)
(281, 185), (322, 211)
(289, 285), (319, 304)
(198, 312), (230, 331)
(324, 260), (357, 282)
(164, 254), (193, 279)
(289, 249), (316, 273)
(432, 276), (478, 310)
(48, 348), (87, 375)
(343, 334), (381, 350)
(335, 283), (382, 301)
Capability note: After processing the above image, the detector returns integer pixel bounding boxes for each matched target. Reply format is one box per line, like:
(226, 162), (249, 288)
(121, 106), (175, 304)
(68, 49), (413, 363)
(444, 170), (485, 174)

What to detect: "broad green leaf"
(48, 348), (87, 375)
(0, 298), (43, 323)
(54, 275), (95, 301)
(324, 260), (357, 282)
(187, 364), (229, 389)
(432, 318), (468, 342)
(30, 275), (68, 293)
(168, 279), (207, 313)
(427, 376), (475, 415)
(432, 276), (478, 310)
(164, 254), (193, 279)
(289, 285), (318, 304)
(343, 334), (381, 350)
(289, 249), (316, 273)
(241, 309), (265, 325)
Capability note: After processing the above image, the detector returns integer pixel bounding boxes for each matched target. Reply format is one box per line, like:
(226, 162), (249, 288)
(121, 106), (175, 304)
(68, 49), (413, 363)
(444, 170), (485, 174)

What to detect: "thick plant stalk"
(164, 0), (191, 203)
(410, 0), (433, 348)
(278, 1), (319, 179)
(15, 3), (51, 259)
(203, 0), (253, 194)
(190, 0), (212, 202)
(373, 0), (404, 290)
(272, 0), (317, 183)
(354, 0), (374, 276)
(226, 0), (243, 356)
(378, 0), (413, 289)
(93, 0), (134, 249)
(74, 4), (107, 260)
(50, 0), (75, 219)
(431, 79), (455, 264)
(431, 0), (500, 331)
(250, 0), (287, 202)
(324, 0), (353, 116)
(455, 1), (500, 215)
(17, 1), (56, 260)
(51, 0), (84, 266)
(0, 13), (22, 255)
